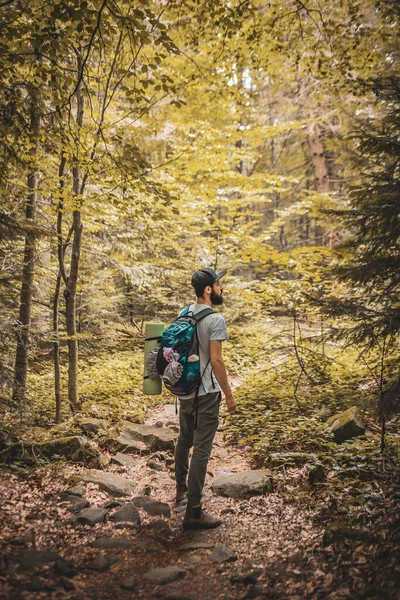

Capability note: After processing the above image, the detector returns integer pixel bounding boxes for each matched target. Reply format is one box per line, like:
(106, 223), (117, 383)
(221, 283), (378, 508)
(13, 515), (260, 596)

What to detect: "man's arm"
(210, 340), (236, 412)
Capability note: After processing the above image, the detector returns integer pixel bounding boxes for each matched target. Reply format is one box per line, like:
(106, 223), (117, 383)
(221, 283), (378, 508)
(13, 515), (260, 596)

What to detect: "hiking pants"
(175, 391), (221, 506)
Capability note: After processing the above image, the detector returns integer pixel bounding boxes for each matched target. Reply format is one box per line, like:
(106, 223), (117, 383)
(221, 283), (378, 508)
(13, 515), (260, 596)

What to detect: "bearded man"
(174, 267), (236, 530)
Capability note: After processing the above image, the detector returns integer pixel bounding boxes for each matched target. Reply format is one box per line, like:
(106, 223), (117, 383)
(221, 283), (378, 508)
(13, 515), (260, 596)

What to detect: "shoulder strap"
(193, 307), (214, 322)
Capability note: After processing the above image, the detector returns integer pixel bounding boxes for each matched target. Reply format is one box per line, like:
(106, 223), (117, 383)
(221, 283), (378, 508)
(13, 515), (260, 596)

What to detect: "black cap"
(191, 267), (227, 287)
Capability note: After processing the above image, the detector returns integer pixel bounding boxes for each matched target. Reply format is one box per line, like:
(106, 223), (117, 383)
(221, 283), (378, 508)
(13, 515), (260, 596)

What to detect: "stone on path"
(119, 423), (177, 452)
(110, 452), (138, 468)
(143, 565), (186, 585)
(146, 520), (173, 537)
(74, 507), (107, 526)
(146, 459), (165, 471)
(209, 544), (237, 563)
(326, 406), (366, 443)
(109, 502), (141, 524)
(64, 496), (90, 513)
(177, 542), (214, 551)
(106, 434), (149, 454)
(212, 470), (273, 499)
(79, 470), (135, 496)
(9, 549), (61, 571)
(64, 483), (85, 497)
(0, 436), (104, 468)
(79, 418), (109, 436)
(87, 553), (118, 572)
(91, 536), (136, 550)
(120, 578), (136, 590)
(132, 496), (171, 518)
(54, 559), (78, 577)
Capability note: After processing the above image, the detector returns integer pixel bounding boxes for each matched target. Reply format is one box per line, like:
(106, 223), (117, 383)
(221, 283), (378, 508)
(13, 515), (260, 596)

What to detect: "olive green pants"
(175, 392), (221, 506)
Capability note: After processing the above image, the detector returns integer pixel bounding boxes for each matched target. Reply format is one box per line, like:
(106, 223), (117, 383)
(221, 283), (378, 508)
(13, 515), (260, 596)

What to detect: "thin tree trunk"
(307, 121), (329, 245)
(65, 63), (84, 413)
(53, 271), (62, 423)
(13, 92), (40, 410)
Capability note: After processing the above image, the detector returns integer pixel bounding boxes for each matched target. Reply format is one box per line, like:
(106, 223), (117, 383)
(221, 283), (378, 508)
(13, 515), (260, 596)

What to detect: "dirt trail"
(0, 405), (397, 600)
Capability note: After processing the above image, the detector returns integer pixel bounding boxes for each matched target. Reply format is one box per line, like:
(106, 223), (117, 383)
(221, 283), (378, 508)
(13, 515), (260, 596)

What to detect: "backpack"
(151, 306), (214, 397)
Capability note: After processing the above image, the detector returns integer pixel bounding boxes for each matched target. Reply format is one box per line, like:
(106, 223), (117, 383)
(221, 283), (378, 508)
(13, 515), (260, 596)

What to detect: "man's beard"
(210, 290), (223, 306)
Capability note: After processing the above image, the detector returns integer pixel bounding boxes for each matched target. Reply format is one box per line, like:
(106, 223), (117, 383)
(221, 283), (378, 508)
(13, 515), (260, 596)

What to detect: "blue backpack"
(155, 306), (214, 397)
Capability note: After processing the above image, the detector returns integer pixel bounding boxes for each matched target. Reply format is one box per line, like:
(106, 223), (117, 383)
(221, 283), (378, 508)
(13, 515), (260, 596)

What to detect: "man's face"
(210, 280), (223, 305)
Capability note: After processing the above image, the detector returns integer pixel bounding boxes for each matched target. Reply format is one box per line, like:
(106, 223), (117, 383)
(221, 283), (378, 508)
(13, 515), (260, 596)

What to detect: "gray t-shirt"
(178, 303), (228, 398)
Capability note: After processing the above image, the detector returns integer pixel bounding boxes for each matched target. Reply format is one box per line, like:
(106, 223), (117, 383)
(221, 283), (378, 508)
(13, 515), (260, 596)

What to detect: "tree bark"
(12, 91), (40, 409)
(307, 121), (329, 245)
(65, 66), (84, 412)
(53, 271), (62, 423)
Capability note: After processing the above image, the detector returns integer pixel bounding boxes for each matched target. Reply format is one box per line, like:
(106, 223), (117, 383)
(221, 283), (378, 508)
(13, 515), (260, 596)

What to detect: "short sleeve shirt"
(178, 303), (228, 398)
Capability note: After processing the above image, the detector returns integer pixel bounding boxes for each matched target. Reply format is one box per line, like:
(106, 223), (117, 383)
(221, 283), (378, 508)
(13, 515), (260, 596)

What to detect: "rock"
(0, 436), (105, 468)
(132, 496), (171, 518)
(143, 565), (186, 585)
(146, 459), (165, 471)
(109, 503), (141, 524)
(326, 406), (366, 443)
(79, 470), (136, 496)
(87, 553), (118, 572)
(120, 578), (136, 590)
(307, 463), (326, 485)
(74, 507), (107, 526)
(118, 423), (177, 452)
(91, 536), (135, 550)
(104, 500), (122, 509)
(110, 452), (137, 468)
(60, 576), (75, 591)
(155, 421), (164, 428)
(177, 542), (214, 551)
(210, 544), (237, 563)
(239, 586), (263, 599)
(64, 483), (85, 497)
(9, 549), (61, 571)
(212, 471), (273, 499)
(105, 433), (150, 454)
(79, 418), (109, 436)
(54, 559), (78, 577)
(63, 495), (90, 513)
(146, 520), (173, 537)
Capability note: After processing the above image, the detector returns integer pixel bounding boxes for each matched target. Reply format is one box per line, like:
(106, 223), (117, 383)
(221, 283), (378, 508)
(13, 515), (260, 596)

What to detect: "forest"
(0, 1), (399, 599)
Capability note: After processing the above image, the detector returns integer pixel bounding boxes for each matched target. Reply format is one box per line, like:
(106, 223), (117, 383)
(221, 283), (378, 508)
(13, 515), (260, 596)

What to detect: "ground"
(0, 404), (399, 600)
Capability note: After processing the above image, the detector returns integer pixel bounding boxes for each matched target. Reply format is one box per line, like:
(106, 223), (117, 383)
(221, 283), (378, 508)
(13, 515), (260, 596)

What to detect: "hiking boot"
(182, 503), (222, 530)
(175, 483), (188, 504)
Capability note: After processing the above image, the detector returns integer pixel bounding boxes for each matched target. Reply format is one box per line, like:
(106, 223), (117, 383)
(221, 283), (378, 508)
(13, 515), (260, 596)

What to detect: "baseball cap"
(191, 267), (227, 287)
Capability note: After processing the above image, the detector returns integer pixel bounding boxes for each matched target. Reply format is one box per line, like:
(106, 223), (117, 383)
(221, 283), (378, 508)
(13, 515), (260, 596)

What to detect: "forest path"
(1, 404), (395, 600)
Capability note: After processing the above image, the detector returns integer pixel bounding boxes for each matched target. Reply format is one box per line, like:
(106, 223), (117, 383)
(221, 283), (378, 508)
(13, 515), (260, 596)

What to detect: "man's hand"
(225, 393), (236, 413)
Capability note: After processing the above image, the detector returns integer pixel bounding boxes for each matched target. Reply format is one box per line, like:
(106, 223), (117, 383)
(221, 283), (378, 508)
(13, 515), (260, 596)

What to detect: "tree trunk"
(53, 271), (62, 423)
(307, 122), (329, 245)
(12, 92), (40, 410)
(65, 67), (84, 412)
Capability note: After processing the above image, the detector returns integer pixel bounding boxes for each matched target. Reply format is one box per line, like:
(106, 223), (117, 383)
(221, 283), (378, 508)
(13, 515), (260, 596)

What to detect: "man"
(175, 267), (236, 530)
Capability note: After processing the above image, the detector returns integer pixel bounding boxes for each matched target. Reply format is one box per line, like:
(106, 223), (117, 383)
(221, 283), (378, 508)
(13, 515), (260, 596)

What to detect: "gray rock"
(270, 452), (317, 467)
(54, 559), (78, 577)
(210, 544), (237, 563)
(239, 586), (263, 599)
(177, 542), (214, 551)
(91, 536), (135, 550)
(132, 495), (170, 518)
(143, 565), (186, 585)
(103, 500), (122, 509)
(110, 452), (137, 468)
(0, 436), (105, 468)
(307, 463), (326, 485)
(79, 470), (136, 496)
(146, 520), (173, 537)
(212, 471), (273, 499)
(74, 507), (107, 526)
(10, 549), (61, 571)
(119, 423), (177, 452)
(120, 578), (136, 590)
(326, 406), (366, 443)
(79, 418), (109, 436)
(87, 553), (118, 572)
(65, 496), (90, 513)
(109, 502), (141, 524)
(65, 483), (85, 497)
(146, 459), (165, 471)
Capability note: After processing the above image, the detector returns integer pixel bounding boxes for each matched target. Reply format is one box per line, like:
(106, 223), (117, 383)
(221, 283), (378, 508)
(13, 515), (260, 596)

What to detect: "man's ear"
(204, 285), (212, 295)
